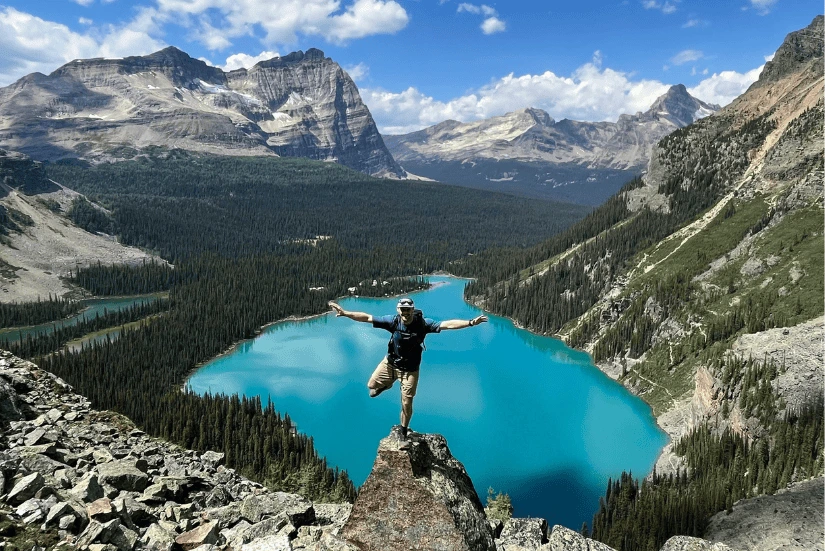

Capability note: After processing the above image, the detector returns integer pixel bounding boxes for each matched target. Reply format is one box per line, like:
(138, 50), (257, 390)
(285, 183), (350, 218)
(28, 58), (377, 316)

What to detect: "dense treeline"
(67, 197), (115, 235)
(0, 298), (169, 358)
(0, 295), (82, 329)
(46, 153), (588, 261)
(35, 244), (437, 502)
(69, 260), (177, 296)
(589, 397), (824, 551)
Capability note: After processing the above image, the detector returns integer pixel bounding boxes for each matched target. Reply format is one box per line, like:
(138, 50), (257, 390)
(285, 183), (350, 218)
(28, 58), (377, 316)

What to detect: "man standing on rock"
(328, 297), (488, 448)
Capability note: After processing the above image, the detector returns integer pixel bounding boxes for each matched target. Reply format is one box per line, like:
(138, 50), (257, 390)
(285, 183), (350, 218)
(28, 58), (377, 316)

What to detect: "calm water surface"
(0, 293), (165, 341)
(188, 276), (667, 529)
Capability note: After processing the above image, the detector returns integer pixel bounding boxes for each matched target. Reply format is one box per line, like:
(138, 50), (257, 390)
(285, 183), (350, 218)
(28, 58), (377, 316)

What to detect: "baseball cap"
(397, 298), (414, 308)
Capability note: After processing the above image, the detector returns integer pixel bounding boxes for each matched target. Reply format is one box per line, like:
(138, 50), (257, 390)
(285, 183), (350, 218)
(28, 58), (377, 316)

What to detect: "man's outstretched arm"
(439, 315), (488, 330)
(329, 302), (373, 323)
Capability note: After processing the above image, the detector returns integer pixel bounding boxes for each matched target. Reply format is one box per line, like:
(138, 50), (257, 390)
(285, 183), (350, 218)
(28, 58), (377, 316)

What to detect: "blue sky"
(0, 0), (821, 133)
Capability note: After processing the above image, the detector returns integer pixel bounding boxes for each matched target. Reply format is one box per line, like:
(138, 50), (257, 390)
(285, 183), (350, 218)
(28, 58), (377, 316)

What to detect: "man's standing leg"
(399, 370), (419, 436)
(367, 357), (394, 398)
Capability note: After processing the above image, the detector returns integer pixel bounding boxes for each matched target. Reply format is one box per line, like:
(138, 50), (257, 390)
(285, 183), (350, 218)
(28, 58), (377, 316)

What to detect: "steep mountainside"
(384, 85), (717, 205)
(0, 151), (159, 301)
(0, 48), (404, 178)
(460, 15), (823, 548)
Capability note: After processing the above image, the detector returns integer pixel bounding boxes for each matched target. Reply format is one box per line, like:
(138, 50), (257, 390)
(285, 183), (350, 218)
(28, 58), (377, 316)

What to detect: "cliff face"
(0, 48), (404, 179)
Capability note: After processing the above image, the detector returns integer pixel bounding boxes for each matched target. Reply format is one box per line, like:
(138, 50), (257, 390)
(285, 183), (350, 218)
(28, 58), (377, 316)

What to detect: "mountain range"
(0, 47), (404, 178)
(385, 85), (719, 205)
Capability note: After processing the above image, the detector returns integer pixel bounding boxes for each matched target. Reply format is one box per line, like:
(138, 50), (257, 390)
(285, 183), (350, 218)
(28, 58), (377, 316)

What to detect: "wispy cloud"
(457, 3), (497, 16)
(671, 49), (703, 65)
(642, 0), (678, 14)
(458, 3), (506, 34)
(344, 62), (370, 81)
(682, 18), (708, 28)
(749, 0), (778, 15)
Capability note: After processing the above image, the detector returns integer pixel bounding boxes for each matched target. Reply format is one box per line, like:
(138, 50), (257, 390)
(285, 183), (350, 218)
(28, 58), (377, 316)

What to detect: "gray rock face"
(0, 376), (24, 422)
(498, 517), (548, 549)
(703, 477), (824, 551)
(659, 536), (733, 551)
(0, 47), (404, 179)
(341, 429), (495, 551)
(753, 15), (824, 87)
(543, 525), (616, 550)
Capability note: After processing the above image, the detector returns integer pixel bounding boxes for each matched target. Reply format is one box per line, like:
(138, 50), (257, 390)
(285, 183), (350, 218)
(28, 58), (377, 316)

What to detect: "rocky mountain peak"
(518, 107), (555, 127)
(644, 84), (719, 127)
(754, 15), (824, 87)
(255, 48), (327, 69)
(0, 46), (404, 178)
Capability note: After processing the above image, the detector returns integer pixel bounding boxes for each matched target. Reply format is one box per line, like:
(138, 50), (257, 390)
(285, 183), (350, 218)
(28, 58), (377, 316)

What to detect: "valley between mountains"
(0, 12), (821, 551)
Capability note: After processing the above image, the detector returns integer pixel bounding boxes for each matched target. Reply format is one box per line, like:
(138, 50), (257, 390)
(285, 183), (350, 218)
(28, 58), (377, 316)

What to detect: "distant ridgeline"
(3, 151), (588, 505)
(453, 15), (825, 551)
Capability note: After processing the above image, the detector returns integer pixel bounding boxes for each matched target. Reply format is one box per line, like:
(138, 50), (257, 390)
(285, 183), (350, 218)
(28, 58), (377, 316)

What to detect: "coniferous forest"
(1, 152), (589, 502)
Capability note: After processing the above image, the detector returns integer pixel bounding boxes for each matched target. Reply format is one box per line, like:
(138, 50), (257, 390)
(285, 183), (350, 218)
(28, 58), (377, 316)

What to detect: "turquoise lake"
(0, 294), (164, 342)
(187, 275), (667, 530)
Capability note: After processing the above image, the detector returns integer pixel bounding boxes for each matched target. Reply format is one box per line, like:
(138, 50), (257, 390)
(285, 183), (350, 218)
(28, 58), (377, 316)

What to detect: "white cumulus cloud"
(362, 54), (674, 134)
(222, 50), (280, 71)
(0, 7), (165, 85)
(155, 0), (408, 47)
(481, 17), (506, 34)
(671, 49), (703, 65)
(364, 52), (765, 135)
(688, 65), (763, 106)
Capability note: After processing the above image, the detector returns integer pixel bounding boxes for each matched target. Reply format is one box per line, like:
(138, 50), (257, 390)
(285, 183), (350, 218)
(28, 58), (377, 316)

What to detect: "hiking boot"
(398, 431), (410, 450)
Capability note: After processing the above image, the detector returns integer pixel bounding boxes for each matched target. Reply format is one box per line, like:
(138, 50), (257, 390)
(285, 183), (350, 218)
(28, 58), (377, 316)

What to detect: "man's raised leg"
(367, 357), (394, 398)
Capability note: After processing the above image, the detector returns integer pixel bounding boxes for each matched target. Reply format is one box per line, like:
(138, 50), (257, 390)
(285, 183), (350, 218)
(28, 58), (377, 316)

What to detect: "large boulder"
(240, 492), (315, 525)
(543, 525), (616, 550)
(341, 429), (495, 551)
(97, 459), (149, 492)
(498, 517), (548, 549)
(175, 521), (220, 550)
(659, 536), (733, 551)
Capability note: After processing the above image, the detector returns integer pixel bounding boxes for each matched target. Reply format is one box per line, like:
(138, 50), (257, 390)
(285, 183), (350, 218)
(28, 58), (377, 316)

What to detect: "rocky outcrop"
(751, 15), (824, 87)
(0, 48), (404, 179)
(341, 428), (496, 551)
(0, 350), (355, 550)
(703, 477), (824, 551)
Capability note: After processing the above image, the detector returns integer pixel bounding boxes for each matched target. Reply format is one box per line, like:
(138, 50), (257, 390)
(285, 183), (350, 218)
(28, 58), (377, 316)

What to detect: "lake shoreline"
(185, 279), (443, 389)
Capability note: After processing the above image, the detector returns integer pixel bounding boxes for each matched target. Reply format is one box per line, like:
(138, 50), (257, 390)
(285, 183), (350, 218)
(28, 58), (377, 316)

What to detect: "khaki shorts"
(368, 356), (419, 398)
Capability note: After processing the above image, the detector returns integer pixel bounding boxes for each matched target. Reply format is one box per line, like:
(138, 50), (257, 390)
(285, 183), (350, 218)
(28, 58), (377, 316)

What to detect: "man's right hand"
(329, 302), (345, 316)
